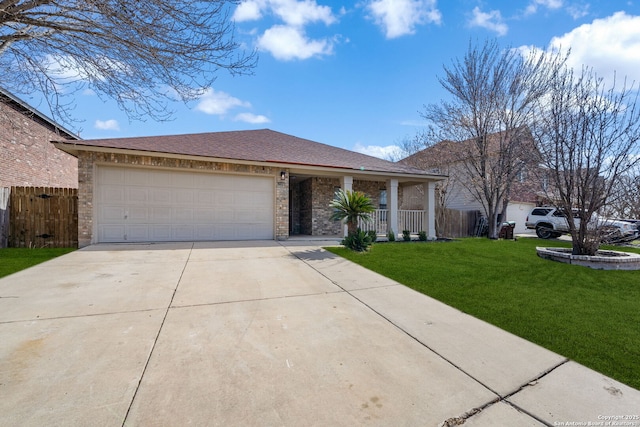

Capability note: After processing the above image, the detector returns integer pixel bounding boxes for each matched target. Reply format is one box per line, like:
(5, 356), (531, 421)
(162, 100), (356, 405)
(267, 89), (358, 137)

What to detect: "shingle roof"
(55, 128), (434, 176)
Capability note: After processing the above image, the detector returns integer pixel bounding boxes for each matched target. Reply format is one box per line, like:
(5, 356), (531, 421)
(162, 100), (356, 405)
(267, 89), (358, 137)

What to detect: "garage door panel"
(175, 190), (194, 204)
(127, 225), (149, 241)
(216, 191), (234, 205)
(172, 173), (194, 188)
(196, 191), (215, 206)
(172, 225), (194, 241)
(100, 225), (125, 241)
(174, 208), (194, 221)
(101, 206), (125, 222)
(127, 169), (151, 186)
(101, 186), (125, 203)
(194, 209), (216, 222)
(127, 187), (149, 204)
(148, 188), (169, 204)
(194, 225), (215, 240)
(149, 225), (172, 241)
(127, 207), (150, 222)
(100, 167), (126, 184)
(97, 166), (274, 243)
(151, 207), (172, 222)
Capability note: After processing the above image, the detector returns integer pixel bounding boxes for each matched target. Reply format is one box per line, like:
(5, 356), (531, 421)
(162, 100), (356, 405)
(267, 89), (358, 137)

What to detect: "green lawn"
(327, 237), (640, 391)
(0, 248), (76, 278)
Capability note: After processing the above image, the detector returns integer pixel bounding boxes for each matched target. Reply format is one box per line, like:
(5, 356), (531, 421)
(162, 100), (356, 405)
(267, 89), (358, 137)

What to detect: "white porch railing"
(398, 210), (426, 234)
(357, 209), (426, 235)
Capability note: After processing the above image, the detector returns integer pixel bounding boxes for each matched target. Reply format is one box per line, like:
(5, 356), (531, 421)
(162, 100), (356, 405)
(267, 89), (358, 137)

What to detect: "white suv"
(525, 207), (638, 242)
(525, 207), (575, 239)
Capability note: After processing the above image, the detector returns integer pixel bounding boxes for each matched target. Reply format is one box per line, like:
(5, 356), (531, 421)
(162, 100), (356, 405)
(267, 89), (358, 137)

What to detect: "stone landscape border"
(536, 246), (640, 270)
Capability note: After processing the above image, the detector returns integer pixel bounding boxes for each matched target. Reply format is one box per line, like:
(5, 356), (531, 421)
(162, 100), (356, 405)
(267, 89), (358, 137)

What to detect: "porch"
(358, 209), (427, 236)
(287, 173), (436, 240)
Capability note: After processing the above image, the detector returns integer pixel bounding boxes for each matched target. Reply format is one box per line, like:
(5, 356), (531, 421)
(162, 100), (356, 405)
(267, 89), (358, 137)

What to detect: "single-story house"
(53, 129), (445, 247)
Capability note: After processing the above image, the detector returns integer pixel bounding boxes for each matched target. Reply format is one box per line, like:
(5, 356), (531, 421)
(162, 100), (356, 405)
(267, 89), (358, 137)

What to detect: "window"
(516, 168), (528, 183)
(379, 190), (387, 209)
(542, 176), (549, 191)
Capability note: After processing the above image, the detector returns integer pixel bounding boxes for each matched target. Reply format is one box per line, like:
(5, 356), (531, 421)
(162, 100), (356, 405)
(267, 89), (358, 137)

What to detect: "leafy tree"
(420, 39), (564, 239)
(0, 0), (256, 124)
(329, 189), (375, 251)
(531, 65), (640, 255)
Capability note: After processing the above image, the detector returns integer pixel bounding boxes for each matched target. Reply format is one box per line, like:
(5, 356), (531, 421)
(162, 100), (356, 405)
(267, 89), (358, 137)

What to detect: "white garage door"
(96, 166), (275, 242)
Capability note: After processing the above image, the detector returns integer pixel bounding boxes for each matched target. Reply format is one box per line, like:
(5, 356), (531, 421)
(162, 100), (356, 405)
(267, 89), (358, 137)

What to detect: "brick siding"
(0, 101), (78, 188)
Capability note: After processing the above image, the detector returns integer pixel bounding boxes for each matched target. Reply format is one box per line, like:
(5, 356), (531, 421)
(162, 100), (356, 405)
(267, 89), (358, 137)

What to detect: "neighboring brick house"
(0, 87), (79, 188)
(400, 129), (544, 234)
(53, 129), (445, 247)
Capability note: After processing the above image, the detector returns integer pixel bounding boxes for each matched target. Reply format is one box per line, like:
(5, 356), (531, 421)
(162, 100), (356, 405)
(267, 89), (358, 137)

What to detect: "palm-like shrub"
(329, 189), (375, 251)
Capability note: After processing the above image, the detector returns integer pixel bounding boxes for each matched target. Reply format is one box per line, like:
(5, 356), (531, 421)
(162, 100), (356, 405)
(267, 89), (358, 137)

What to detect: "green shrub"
(387, 229), (395, 242)
(367, 230), (378, 243)
(341, 228), (373, 252)
(418, 231), (427, 241)
(402, 230), (411, 241)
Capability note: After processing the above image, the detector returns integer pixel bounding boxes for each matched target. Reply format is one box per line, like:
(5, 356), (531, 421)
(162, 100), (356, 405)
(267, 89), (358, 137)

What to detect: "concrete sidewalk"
(1, 241), (638, 426)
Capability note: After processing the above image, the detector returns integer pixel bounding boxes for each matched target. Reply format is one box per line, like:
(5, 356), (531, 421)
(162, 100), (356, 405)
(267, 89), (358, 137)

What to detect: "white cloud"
(234, 0), (338, 60)
(525, 0), (563, 15)
(367, 0), (441, 39)
(270, 0), (335, 26)
(195, 88), (251, 115)
(548, 12), (640, 87)
(234, 112), (271, 123)
(234, 0), (334, 26)
(95, 119), (120, 131)
(233, 0), (265, 22)
(258, 25), (333, 60)
(354, 142), (402, 160)
(469, 6), (508, 36)
(566, 4), (589, 19)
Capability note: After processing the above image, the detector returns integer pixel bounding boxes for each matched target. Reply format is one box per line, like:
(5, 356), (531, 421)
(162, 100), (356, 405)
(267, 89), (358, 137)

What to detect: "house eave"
(1, 88), (80, 140)
(52, 142), (447, 183)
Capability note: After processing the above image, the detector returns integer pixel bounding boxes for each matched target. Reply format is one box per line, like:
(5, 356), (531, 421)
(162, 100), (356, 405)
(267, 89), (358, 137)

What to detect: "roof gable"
(400, 127), (535, 170)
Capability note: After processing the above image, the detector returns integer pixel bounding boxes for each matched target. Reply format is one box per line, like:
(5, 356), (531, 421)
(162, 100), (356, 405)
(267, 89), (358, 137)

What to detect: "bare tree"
(420, 39), (564, 239)
(531, 66), (640, 255)
(0, 0), (256, 124)
(602, 167), (640, 219)
(400, 130), (465, 236)
(604, 173), (640, 219)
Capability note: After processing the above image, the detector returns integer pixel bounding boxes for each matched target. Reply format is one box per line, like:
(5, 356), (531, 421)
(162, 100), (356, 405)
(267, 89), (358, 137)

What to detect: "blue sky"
(62, 0), (640, 158)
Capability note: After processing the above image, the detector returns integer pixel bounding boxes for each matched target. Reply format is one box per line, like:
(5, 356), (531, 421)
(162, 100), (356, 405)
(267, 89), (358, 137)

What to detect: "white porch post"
(424, 181), (437, 239)
(387, 178), (398, 238)
(340, 176), (353, 237)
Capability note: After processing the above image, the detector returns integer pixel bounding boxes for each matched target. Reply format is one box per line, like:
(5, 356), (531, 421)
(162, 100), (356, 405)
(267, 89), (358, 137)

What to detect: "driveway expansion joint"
(439, 358), (570, 427)
(120, 242), (194, 427)
(0, 307), (166, 325)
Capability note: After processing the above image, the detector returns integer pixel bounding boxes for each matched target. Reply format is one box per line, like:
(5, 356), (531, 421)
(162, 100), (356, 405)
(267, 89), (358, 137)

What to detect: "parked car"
(525, 207), (639, 241)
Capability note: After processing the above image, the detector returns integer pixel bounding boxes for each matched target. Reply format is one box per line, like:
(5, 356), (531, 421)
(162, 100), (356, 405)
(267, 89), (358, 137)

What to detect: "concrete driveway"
(1, 241), (638, 426)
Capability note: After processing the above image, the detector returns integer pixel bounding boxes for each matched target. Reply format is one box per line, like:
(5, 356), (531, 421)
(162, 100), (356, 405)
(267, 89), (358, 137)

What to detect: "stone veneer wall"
(311, 177), (341, 235)
(0, 100), (78, 187)
(77, 152), (288, 247)
(307, 178), (396, 236)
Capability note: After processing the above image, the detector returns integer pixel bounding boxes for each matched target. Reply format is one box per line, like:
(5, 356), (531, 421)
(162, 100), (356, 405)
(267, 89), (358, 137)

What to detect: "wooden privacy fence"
(436, 207), (479, 238)
(3, 187), (78, 248)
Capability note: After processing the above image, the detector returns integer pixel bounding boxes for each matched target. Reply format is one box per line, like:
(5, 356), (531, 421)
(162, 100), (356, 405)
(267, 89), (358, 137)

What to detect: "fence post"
(0, 187), (9, 248)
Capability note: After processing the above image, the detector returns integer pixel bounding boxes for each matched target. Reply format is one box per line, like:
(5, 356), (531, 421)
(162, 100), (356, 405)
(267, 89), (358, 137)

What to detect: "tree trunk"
(347, 221), (358, 236)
